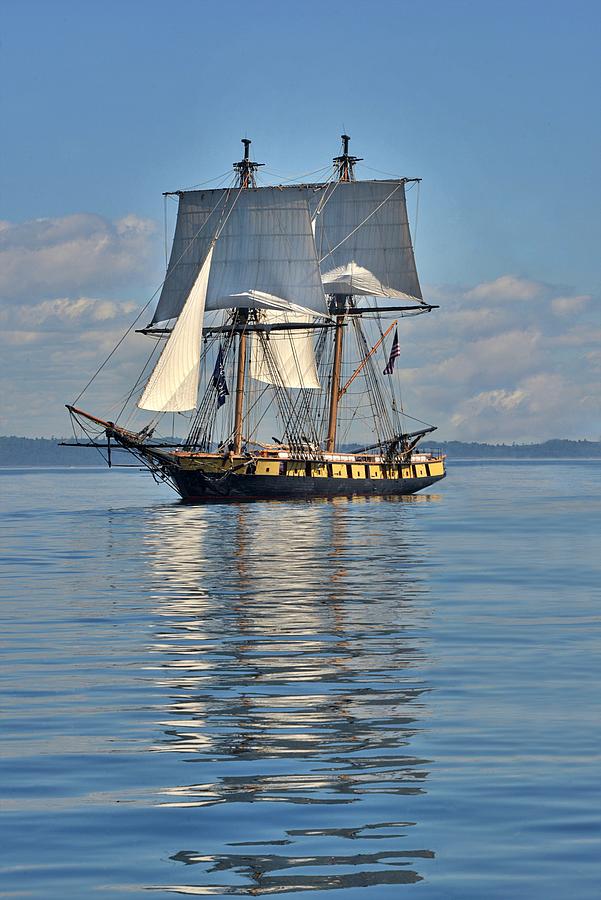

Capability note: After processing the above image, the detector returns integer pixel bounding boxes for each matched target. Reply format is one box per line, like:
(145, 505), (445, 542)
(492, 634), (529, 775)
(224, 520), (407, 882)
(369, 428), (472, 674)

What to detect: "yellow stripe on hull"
(174, 454), (446, 482)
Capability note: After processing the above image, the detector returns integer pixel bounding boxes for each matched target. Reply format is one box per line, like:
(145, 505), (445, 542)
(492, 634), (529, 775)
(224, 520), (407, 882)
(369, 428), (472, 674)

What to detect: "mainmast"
(326, 134), (361, 452)
(232, 138), (263, 453)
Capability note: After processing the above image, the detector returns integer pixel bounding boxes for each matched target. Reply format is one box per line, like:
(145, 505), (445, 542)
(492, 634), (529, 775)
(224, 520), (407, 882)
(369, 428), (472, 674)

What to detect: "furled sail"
(310, 180), (424, 302)
(138, 247), (214, 412)
(152, 187), (328, 324)
(250, 310), (321, 390)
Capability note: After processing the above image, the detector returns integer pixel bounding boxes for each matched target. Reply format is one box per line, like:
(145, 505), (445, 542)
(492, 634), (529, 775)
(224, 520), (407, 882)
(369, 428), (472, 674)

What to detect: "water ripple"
(2, 464), (599, 898)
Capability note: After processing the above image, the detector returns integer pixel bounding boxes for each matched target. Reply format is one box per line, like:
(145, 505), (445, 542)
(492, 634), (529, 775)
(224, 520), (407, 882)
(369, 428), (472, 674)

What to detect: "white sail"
(310, 180), (424, 301)
(250, 310), (320, 390)
(152, 188), (328, 324)
(138, 247), (214, 412)
(207, 290), (322, 317)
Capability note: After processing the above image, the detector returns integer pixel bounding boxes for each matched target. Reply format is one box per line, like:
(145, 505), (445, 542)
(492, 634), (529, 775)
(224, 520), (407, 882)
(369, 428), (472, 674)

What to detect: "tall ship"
(66, 136), (446, 501)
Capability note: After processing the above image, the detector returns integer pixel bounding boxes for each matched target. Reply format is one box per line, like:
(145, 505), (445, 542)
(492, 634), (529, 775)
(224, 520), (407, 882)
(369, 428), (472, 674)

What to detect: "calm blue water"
(1, 461), (599, 899)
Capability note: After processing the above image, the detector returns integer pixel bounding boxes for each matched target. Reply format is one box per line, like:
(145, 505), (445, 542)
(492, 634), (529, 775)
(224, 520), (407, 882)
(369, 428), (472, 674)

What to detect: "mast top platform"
(233, 137), (264, 188)
(333, 133), (362, 182)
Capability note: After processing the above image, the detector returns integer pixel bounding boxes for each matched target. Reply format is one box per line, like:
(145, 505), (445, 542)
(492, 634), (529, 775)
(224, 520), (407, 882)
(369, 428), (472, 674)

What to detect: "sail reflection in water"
(142, 498), (438, 894)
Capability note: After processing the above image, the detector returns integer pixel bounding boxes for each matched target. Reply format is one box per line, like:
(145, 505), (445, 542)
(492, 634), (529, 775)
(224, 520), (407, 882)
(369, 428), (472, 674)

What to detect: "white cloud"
(432, 329), (543, 385)
(0, 296), (139, 332)
(0, 213), (158, 301)
(551, 294), (592, 316)
(465, 275), (544, 302)
(586, 349), (601, 372)
(396, 272), (599, 440)
(0, 210), (164, 436)
(0, 231), (598, 441)
(448, 372), (599, 441)
(551, 324), (601, 347)
(444, 306), (512, 335)
(1, 330), (42, 346)
(518, 372), (596, 416)
(451, 387), (528, 427)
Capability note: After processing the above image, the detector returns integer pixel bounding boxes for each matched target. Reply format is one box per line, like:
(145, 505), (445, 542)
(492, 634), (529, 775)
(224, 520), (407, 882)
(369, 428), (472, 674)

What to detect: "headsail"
(138, 247), (214, 412)
(152, 187), (328, 324)
(310, 180), (424, 302)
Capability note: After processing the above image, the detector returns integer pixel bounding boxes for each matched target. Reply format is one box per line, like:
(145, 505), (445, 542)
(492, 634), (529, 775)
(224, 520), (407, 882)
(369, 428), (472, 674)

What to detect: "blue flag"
(212, 345), (229, 407)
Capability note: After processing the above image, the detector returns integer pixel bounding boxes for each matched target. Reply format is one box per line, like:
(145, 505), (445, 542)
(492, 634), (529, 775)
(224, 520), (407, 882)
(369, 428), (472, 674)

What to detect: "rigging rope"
(72, 289), (161, 406)
(175, 170), (236, 191)
(413, 179), (420, 251)
(259, 164), (333, 183)
(72, 183), (242, 407)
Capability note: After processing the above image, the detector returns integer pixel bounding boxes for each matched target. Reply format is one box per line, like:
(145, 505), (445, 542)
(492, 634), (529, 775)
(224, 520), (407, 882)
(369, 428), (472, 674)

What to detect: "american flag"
(383, 328), (400, 375)
(212, 345), (229, 407)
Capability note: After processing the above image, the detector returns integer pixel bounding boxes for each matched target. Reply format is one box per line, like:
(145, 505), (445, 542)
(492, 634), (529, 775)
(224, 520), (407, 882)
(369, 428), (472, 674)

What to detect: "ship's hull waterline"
(172, 470), (445, 503)
(66, 410), (446, 505)
(148, 448), (448, 503)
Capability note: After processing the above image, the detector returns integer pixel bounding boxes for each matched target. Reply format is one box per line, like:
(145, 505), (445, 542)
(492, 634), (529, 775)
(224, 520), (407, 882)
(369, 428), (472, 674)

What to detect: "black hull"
(171, 470), (445, 503)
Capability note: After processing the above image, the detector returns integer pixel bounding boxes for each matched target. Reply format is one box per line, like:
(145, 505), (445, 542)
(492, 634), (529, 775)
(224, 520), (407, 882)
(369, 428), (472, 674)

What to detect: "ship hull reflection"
(142, 497), (438, 894)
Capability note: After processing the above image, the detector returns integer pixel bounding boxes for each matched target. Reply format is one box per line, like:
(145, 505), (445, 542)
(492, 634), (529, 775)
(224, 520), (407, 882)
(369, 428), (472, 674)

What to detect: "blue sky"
(1, 0), (599, 439)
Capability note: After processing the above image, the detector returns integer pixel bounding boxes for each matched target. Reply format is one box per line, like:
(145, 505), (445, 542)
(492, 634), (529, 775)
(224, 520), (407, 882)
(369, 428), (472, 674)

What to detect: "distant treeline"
(0, 436), (114, 466)
(428, 439), (601, 459)
(341, 438), (601, 459)
(0, 435), (599, 466)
